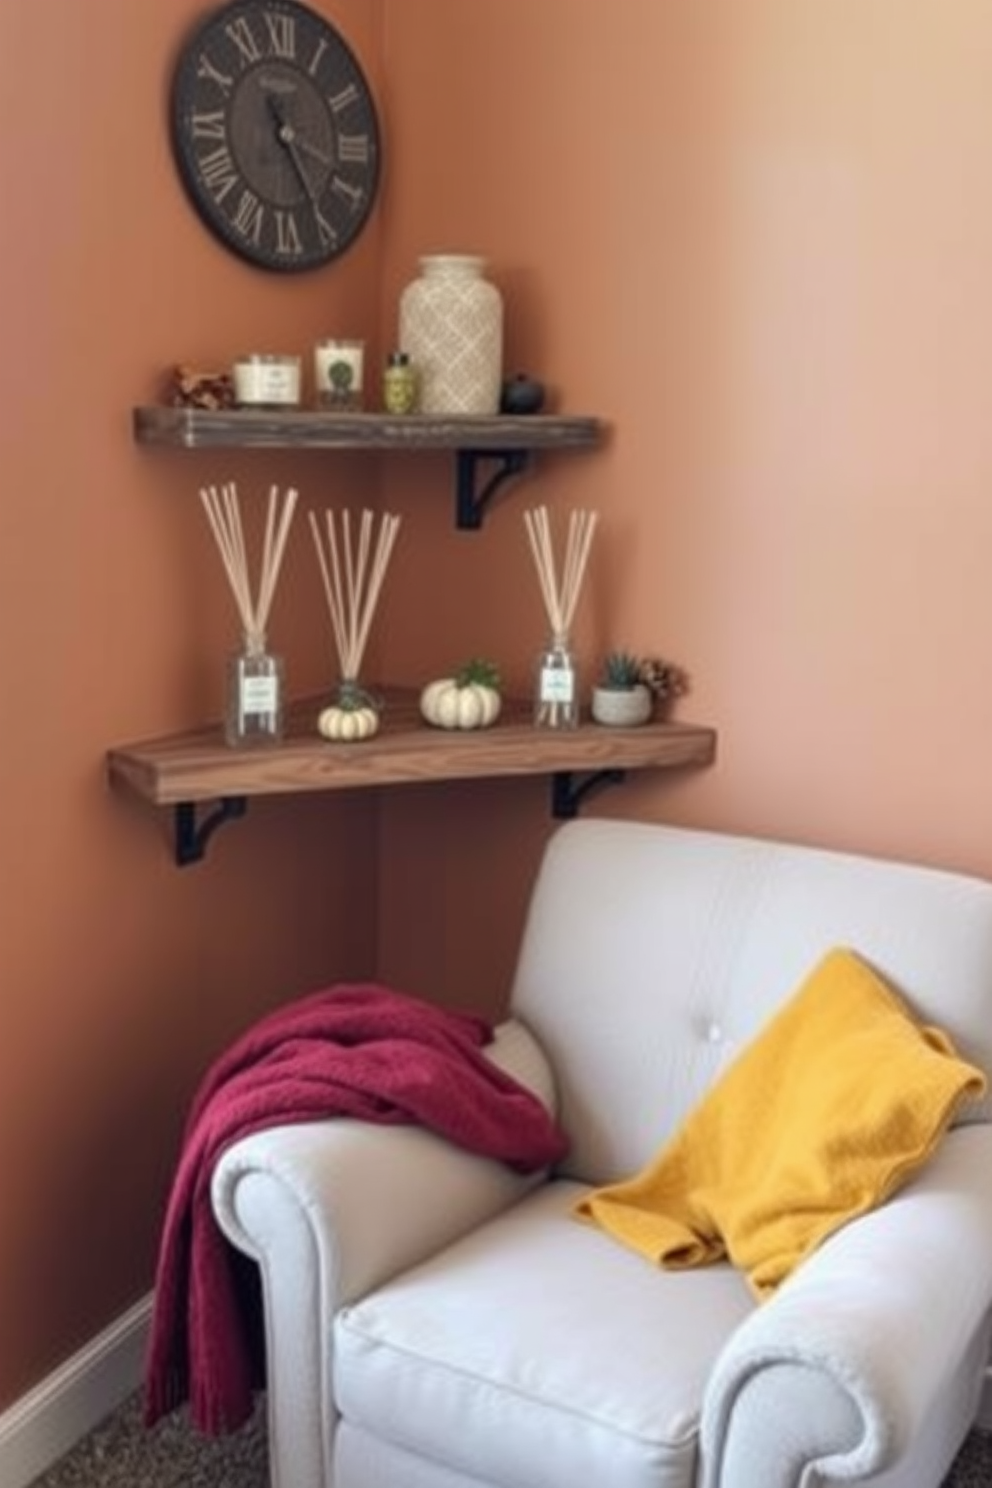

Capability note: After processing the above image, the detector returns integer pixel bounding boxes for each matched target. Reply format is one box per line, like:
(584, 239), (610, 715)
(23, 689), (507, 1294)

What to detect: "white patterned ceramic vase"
(399, 254), (503, 415)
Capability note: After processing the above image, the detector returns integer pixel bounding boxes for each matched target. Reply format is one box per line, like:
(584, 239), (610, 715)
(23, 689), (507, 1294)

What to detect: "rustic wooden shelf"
(132, 407), (602, 452)
(132, 407), (605, 528)
(107, 687), (717, 865)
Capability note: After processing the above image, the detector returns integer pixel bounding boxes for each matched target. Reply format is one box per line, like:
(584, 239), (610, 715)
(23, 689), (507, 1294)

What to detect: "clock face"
(170, 0), (381, 272)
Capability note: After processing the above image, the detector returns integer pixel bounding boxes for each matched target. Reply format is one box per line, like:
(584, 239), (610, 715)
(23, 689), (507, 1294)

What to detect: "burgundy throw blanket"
(144, 982), (567, 1434)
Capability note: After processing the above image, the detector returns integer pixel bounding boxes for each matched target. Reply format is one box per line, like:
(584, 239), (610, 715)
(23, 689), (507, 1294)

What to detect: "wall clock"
(170, 0), (381, 272)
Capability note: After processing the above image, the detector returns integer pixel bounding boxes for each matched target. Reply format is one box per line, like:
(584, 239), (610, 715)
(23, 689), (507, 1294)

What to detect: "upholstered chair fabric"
(213, 820), (992, 1488)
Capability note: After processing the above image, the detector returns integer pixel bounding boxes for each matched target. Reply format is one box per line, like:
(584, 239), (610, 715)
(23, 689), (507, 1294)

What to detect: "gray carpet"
(29, 1392), (268, 1488)
(25, 1389), (992, 1487)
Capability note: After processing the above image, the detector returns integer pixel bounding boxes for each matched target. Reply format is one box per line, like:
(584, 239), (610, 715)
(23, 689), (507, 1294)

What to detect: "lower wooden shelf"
(107, 686), (717, 865)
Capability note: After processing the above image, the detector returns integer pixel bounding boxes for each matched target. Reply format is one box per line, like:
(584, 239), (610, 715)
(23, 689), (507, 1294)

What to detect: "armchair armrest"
(210, 1017), (556, 1488)
(701, 1124), (992, 1488)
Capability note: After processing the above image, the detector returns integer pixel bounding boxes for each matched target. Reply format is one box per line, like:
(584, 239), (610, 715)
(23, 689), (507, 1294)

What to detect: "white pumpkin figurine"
(317, 681), (381, 742)
(420, 659), (502, 730)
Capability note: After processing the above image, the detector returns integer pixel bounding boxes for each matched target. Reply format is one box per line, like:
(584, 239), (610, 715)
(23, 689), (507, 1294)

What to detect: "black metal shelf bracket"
(455, 449), (530, 530)
(174, 796), (249, 866)
(551, 768), (627, 819)
(169, 772), (629, 857)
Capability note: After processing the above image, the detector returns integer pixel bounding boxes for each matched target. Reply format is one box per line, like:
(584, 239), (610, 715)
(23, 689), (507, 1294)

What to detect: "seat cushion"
(334, 1180), (755, 1488)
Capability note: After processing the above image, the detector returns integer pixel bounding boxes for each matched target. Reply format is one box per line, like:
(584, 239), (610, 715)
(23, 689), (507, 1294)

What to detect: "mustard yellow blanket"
(575, 947), (986, 1298)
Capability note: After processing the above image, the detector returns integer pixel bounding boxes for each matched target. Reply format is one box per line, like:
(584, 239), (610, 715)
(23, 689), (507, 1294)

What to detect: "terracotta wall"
(376, 0), (992, 1008)
(0, 0), (385, 1409)
(6, 0), (992, 1418)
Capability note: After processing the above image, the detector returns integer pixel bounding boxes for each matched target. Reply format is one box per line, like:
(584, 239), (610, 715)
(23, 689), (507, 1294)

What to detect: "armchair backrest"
(509, 819), (992, 1184)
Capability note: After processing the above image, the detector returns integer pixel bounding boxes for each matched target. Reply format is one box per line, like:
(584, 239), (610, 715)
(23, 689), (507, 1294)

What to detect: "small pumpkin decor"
(310, 507), (401, 743)
(317, 681), (381, 741)
(420, 659), (502, 730)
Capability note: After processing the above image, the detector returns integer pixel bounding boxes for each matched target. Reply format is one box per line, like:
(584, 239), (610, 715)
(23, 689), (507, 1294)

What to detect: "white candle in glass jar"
(232, 354), (301, 408)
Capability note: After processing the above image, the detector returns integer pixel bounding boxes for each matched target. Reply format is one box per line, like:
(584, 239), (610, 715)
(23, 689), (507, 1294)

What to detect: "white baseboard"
(0, 1292), (152, 1488)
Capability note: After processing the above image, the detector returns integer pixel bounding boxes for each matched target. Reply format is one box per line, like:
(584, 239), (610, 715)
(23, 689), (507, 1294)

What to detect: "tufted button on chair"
(213, 819), (992, 1488)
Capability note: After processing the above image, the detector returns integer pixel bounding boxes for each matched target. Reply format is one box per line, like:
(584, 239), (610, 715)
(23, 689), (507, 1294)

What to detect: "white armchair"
(212, 819), (992, 1488)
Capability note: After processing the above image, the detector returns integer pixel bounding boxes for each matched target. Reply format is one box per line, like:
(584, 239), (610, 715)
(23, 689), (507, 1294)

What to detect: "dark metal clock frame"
(170, 0), (381, 272)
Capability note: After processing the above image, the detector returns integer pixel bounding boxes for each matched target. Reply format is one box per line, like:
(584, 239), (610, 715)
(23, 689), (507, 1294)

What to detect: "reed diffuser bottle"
(198, 481), (298, 749)
(524, 505), (598, 729)
(226, 631), (284, 746)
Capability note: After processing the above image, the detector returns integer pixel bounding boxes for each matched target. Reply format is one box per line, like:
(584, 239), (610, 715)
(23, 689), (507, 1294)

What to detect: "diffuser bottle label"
(242, 674), (279, 714)
(540, 666), (575, 703)
(226, 649), (284, 747)
(534, 637), (579, 729)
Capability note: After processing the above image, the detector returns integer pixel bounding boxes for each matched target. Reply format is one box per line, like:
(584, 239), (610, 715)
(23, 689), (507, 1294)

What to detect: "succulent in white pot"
(420, 659), (502, 730)
(591, 650), (688, 727)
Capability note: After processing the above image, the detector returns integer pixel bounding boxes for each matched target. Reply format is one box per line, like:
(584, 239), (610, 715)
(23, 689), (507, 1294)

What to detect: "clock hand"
(267, 96), (337, 247)
(267, 96), (317, 196)
(294, 134), (333, 171)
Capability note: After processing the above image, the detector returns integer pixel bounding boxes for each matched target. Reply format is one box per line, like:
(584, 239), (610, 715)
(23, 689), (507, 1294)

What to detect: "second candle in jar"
(314, 339), (365, 409)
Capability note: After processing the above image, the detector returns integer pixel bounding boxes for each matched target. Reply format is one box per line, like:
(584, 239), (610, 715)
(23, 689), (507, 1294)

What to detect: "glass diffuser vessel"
(534, 633), (579, 729)
(524, 505), (598, 731)
(226, 632), (284, 746)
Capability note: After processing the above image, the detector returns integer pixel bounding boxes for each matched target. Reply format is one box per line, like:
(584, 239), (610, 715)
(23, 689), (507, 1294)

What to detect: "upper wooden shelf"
(133, 407), (602, 452)
(107, 686), (717, 865)
(132, 407), (606, 528)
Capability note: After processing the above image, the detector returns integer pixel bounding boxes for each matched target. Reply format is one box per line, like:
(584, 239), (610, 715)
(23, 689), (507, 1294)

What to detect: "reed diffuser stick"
(198, 482), (298, 644)
(309, 507), (401, 687)
(523, 505), (598, 637)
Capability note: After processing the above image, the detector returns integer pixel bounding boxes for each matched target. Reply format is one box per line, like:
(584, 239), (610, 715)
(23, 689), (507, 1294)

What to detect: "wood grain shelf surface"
(132, 406), (604, 452)
(107, 687), (717, 808)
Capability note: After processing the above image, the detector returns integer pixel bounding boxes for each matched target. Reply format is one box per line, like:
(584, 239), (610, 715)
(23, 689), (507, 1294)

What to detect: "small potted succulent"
(591, 650), (689, 726)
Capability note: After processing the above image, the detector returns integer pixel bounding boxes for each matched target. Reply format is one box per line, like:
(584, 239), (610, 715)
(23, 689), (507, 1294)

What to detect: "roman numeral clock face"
(170, 0), (380, 272)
